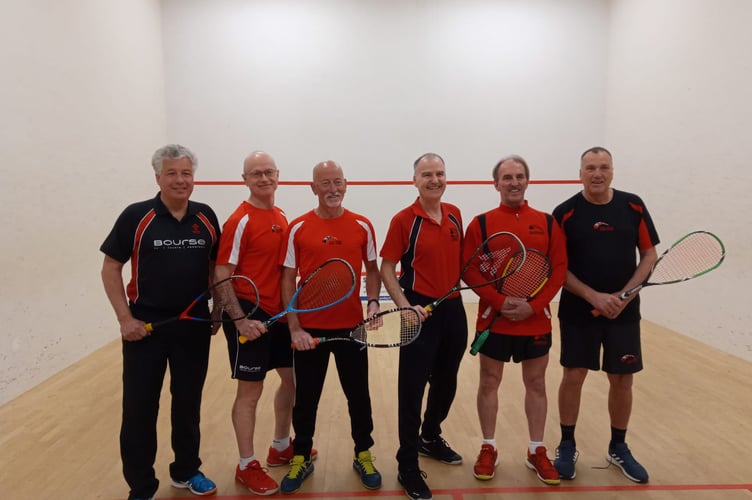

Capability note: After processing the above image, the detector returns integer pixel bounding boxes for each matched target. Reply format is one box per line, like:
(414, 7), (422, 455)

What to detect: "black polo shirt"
(101, 193), (221, 316)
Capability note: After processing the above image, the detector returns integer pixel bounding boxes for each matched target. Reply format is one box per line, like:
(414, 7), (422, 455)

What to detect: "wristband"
(367, 299), (380, 307)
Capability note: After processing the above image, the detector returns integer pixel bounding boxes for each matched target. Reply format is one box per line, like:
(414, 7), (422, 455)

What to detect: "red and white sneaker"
(235, 460), (279, 496)
(266, 440), (319, 467)
(525, 446), (560, 485)
(473, 444), (499, 480)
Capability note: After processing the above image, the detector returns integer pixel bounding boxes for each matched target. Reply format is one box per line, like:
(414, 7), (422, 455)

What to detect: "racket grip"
(144, 323), (154, 333)
(239, 335), (249, 344)
(470, 329), (490, 356)
(591, 309), (602, 317)
(424, 304), (434, 313)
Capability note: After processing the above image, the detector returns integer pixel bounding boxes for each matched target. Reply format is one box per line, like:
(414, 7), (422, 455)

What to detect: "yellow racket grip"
(144, 323), (154, 333)
(238, 335), (249, 344)
(424, 304), (435, 313)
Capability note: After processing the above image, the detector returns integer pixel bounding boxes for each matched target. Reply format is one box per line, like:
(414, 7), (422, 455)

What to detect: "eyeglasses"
(246, 169), (278, 179)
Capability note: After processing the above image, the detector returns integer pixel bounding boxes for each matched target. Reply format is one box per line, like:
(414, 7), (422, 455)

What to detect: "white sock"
(239, 455), (256, 470)
(482, 438), (497, 449)
(529, 441), (545, 454)
(272, 436), (291, 451)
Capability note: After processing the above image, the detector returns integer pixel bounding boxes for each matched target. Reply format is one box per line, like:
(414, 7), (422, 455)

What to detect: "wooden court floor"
(1, 303), (751, 500)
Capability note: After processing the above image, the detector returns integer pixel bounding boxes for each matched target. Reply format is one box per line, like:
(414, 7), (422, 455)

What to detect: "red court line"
(147, 482), (752, 500)
(195, 180), (581, 186)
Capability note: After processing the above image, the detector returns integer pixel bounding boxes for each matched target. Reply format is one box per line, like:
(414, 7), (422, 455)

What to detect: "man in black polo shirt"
(101, 144), (222, 500)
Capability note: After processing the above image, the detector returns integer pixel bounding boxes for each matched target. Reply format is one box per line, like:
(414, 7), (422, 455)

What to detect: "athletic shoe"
(525, 446), (560, 485)
(473, 444), (499, 480)
(235, 460), (279, 495)
(171, 471), (217, 496)
(418, 436), (462, 465)
(607, 443), (649, 483)
(266, 441), (319, 467)
(397, 469), (432, 500)
(554, 440), (578, 480)
(280, 455), (314, 494)
(352, 450), (382, 489)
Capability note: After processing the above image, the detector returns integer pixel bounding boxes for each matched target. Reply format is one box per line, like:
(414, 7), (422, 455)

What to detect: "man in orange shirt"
(380, 153), (467, 500)
(279, 160), (382, 494)
(215, 151), (319, 495)
(464, 155), (567, 485)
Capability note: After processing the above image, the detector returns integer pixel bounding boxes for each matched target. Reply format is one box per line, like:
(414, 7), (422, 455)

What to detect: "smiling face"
(242, 152), (278, 202)
(413, 155), (446, 203)
(580, 150), (614, 202)
(311, 160), (346, 212)
(156, 156), (194, 205)
(494, 159), (528, 209)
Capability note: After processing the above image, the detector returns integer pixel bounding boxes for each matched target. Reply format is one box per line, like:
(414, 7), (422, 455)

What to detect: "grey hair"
(413, 152), (445, 170)
(492, 154), (529, 182)
(151, 144), (198, 174)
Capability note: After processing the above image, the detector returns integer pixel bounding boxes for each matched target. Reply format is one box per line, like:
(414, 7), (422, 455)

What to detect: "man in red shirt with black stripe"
(380, 153), (467, 500)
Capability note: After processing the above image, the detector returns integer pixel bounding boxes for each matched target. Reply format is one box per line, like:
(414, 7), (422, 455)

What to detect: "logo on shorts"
(532, 335), (548, 346)
(593, 221), (614, 231)
(620, 354), (639, 364)
(239, 364), (261, 373)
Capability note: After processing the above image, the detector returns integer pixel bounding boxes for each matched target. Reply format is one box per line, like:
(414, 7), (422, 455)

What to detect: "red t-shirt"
(380, 198), (463, 298)
(217, 201), (287, 314)
(280, 209), (377, 329)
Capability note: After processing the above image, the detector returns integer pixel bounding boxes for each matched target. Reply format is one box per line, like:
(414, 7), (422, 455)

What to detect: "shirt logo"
(593, 221), (614, 232)
(271, 224), (283, 233)
(528, 224), (545, 235)
(322, 235), (342, 245)
(449, 227), (459, 241)
(191, 223), (201, 234)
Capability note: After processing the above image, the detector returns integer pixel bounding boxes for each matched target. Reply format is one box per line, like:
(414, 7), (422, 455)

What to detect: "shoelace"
(288, 457), (309, 478)
(357, 452), (377, 474)
(532, 449), (557, 474)
(477, 446), (496, 466)
(188, 474), (214, 489)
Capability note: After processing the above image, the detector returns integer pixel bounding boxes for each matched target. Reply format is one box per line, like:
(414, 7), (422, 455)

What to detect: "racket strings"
(297, 262), (355, 310)
(650, 234), (724, 282)
(500, 251), (551, 298)
(351, 308), (421, 347)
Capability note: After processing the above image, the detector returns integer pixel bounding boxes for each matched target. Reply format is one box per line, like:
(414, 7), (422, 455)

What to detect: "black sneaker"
(397, 469), (432, 500)
(419, 436), (462, 465)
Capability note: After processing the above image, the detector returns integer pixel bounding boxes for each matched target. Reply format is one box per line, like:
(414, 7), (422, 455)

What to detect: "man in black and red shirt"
(552, 146), (659, 484)
(101, 144), (221, 500)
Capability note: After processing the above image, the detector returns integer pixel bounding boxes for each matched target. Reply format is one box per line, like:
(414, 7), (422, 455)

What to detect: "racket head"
(349, 306), (422, 347)
(291, 258), (357, 313)
(462, 231), (526, 288)
(648, 231), (725, 285)
(499, 248), (552, 299)
(215, 275), (261, 321)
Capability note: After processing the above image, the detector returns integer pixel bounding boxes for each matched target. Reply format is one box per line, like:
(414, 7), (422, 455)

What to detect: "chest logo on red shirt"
(449, 227), (460, 241)
(528, 224), (546, 235)
(271, 224), (283, 233)
(593, 221), (614, 232)
(322, 235), (342, 245)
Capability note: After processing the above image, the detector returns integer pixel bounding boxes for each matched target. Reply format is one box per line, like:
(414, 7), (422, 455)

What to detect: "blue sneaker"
(352, 450), (382, 489)
(281, 455), (314, 494)
(554, 440), (578, 479)
(607, 443), (649, 483)
(171, 471), (217, 496)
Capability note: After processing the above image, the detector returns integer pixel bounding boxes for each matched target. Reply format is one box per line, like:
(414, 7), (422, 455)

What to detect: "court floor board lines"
(1, 304), (751, 499)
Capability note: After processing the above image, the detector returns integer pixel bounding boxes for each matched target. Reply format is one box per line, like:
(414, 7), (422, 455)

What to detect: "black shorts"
(559, 320), (643, 374)
(478, 331), (552, 363)
(223, 301), (293, 381)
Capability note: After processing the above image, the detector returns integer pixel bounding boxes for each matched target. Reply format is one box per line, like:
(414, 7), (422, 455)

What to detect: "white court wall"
(0, 0), (166, 404)
(605, 0), (752, 358)
(1, 0), (750, 405)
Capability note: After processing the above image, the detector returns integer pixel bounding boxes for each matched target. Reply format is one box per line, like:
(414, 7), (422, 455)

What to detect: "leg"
(521, 354), (549, 443)
(121, 336), (167, 500)
(558, 367), (588, 426)
(233, 380), (264, 458)
(477, 355), (504, 439)
(332, 341), (374, 453)
(273, 367), (295, 440)
(167, 324), (211, 481)
(291, 342), (330, 458)
(607, 372), (633, 430)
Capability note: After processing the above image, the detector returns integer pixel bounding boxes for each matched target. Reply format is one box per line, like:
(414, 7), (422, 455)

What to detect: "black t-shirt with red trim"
(100, 193), (221, 317)
(553, 189), (659, 324)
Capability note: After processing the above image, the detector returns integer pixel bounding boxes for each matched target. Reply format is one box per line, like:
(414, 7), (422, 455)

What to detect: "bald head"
(312, 160), (343, 180)
(243, 150), (276, 175)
